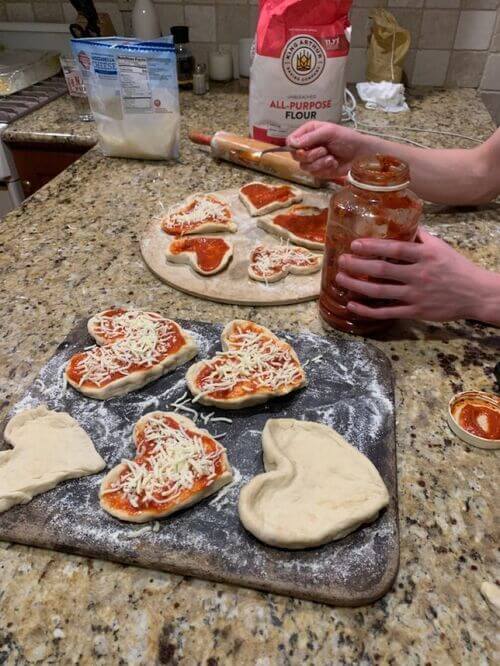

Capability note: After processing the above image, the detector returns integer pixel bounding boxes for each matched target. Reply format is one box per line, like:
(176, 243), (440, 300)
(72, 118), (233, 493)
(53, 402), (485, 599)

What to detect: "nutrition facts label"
(116, 55), (152, 113)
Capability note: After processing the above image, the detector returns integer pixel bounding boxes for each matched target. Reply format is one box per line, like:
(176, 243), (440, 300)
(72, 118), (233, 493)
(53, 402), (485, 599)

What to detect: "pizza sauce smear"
(66, 311), (186, 388)
(162, 195), (231, 236)
(272, 206), (327, 244)
(241, 183), (294, 209)
(457, 402), (500, 440)
(170, 237), (230, 272)
(195, 321), (303, 399)
(103, 415), (226, 515)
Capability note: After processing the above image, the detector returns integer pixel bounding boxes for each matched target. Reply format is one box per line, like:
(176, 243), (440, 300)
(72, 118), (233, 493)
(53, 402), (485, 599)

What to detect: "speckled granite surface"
(2, 94), (97, 148)
(0, 85), (499, 664)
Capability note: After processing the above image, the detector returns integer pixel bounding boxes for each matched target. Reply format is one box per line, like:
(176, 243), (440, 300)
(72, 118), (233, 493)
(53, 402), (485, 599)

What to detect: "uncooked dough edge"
(238, 419), (389, 549)
(257, 215), (325, 251)
(185, 320), (307, 409)
(166, 238), (234, 276)
(248, 249), (322, 283)
(99, 411), (233, 523)
(1, 406), (106, 514)
(238, 182), (303, 217)
(65, 326), (199, 400)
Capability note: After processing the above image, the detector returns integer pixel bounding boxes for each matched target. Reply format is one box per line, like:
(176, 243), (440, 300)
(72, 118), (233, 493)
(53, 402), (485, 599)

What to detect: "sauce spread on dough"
(457, 403), (500, 440)
(170, 237), (230, 272)
(162, 195), (231, 236)
(241, 183), (293, 209)
(103, 415), (226, 514)
(273, 206), (327, 244)
(66, 311), (186, 388)
(195, 321), (304, 400)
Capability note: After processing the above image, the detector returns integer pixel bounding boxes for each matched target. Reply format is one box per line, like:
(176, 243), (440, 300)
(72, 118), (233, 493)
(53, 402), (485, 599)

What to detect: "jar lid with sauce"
(447, 391), (500, 450)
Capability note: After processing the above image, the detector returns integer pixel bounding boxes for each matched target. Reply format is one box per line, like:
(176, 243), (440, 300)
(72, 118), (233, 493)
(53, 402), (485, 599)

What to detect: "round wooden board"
(140, 187), (330, 306)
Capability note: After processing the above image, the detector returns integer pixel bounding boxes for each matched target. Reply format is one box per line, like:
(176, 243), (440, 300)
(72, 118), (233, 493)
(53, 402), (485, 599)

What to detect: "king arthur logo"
(282, 35), (326, 85)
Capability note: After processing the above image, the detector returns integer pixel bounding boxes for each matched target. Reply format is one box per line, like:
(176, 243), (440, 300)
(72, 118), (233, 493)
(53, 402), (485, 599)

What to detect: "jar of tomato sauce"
(319, 154), (423, 335)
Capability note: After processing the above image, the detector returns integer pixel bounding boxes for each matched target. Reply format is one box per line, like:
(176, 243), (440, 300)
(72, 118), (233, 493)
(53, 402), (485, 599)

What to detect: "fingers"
(308, 156), (339, 173)
(338, 254), (413, 282)
(335, 272), (411, 301)
(350, 238), (423, 263)
(287, 121), (326, 145)
(288, 124), (339, 150)
(346, 301), (418, 320)
(294, 146), (329, 164)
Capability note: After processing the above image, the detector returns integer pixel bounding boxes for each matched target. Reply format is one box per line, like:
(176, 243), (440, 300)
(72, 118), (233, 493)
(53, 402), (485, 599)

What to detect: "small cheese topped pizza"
(239, 181), (303, 216)
(248, 243), (322, 283)
(100, 411), (233, 522)
(257, 204), (328, 250)
(65, 309), (198, 400)
(166, 236), (233, 276)
(161, 193), (237, 236)
(186, 320), (306, 409)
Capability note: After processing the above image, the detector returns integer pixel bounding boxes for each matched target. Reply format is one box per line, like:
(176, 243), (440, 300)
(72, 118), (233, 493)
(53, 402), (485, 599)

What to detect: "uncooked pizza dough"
(238, 419), (389, 549)
(0, 406), (106, 514)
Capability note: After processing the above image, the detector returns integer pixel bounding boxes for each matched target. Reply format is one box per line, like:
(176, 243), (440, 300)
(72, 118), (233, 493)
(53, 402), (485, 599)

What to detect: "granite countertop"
(0, 85), (498, 664)
(2, 93), (98, 148)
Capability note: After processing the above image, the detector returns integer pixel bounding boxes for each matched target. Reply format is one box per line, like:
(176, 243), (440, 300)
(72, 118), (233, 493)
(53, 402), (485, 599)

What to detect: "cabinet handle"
(21, 180), (32, 195)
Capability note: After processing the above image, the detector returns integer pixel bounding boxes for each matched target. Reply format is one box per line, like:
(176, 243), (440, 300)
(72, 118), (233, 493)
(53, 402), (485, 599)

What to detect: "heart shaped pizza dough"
(248, 243), (322, 283)
(1, 406), (105, 514)
(186, 320), (306, 409)
(238, 419), (389, 549)
(239, 181), (303, 216)
(166, 236), (233, 276)
(161, 193), (237, 236)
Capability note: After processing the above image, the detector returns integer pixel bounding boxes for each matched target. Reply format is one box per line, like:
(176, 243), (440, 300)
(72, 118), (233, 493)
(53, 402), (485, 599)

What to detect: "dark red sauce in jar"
(319, 154), (423, 335)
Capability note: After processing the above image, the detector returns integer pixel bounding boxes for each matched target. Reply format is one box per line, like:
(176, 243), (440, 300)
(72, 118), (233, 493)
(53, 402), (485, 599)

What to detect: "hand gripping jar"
(319, 154), (423, 335)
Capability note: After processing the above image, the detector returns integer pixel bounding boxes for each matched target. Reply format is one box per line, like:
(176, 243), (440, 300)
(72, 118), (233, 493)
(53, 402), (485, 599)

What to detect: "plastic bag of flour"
(71, 37), (180, 160)
(249, 0), (352, 145)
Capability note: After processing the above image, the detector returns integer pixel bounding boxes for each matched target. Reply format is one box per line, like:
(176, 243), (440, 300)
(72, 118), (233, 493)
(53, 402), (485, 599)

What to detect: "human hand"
(335, 228), (500, 324)
(286, 121), (369, 181)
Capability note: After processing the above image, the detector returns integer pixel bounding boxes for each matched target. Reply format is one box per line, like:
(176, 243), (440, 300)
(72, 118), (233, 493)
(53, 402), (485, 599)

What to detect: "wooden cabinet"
(5, 141), (90, 197)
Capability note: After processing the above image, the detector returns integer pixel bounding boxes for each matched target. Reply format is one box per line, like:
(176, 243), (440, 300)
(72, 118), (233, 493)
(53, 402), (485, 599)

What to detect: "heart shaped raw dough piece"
(166, 236), (233, 276)
(238, 419), (389, 549)
(239, 181), (303, 216)
(1, 406), (105, 514)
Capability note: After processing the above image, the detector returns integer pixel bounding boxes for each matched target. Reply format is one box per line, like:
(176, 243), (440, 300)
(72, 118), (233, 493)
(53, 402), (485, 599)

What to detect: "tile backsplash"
(0, 0), (498, 121)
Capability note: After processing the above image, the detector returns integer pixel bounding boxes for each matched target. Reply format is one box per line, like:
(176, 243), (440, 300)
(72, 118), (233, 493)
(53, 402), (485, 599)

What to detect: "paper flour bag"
(249, 0), (352, 145)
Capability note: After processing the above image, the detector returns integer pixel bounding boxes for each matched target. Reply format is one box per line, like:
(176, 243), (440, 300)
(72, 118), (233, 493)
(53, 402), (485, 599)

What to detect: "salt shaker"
(193, 63), (208, 95)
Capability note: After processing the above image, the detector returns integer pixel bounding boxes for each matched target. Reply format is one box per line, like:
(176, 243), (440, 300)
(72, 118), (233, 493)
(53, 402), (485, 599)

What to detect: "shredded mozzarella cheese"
(163, 195), (231, 234)
(73, 311), (180, 387)
(102, 415), (224, 509)
(193, 325), (305, 400)
(250, 243), (319, 283)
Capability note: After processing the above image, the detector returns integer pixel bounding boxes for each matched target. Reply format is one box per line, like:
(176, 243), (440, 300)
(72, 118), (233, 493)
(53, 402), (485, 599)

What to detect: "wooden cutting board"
(140, 187), (330, 306)
(0, 319), (399, 606)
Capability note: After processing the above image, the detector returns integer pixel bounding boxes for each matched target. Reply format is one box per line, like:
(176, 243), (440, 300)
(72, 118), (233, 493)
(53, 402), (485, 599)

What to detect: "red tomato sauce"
(170, 237), (230, 272)
(66, 323), (185, 388)
(458, 403), (500, 440)
(273, 207), (327, 244)
(241, 183), (293, 209)
(103, 415), (225, 514)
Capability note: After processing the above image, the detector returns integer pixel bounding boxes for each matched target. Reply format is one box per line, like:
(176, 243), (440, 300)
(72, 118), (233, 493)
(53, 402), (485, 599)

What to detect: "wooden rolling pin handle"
(188, 131), (213, 146)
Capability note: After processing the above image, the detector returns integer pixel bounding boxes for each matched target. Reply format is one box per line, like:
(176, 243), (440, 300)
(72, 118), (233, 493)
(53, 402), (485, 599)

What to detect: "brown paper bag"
(366, 9), (410, 83)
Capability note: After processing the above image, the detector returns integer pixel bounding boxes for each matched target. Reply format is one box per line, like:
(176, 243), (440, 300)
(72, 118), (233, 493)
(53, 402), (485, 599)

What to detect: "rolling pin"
(189, 130), (324, 188)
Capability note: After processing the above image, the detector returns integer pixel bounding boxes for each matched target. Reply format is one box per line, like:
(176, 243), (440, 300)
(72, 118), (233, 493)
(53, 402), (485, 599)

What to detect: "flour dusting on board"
(0, 319), (397, 604)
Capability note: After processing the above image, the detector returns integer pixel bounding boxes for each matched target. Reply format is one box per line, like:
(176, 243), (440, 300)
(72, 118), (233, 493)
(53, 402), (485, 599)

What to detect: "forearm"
(357, 134), (496, 205)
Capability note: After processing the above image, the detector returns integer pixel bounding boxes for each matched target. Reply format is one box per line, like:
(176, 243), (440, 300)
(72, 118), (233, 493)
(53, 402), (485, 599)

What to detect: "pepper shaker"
(193, 63), (208, 95)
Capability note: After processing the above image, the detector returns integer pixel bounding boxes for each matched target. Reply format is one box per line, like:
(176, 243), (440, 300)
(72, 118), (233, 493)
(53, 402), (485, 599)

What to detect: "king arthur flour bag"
(249, 0), (352, 145)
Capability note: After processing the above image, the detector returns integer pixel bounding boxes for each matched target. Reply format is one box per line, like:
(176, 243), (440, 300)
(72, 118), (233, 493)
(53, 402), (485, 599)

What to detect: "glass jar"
(170, 25), (195, 89)
(319, 154), (423, 336)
